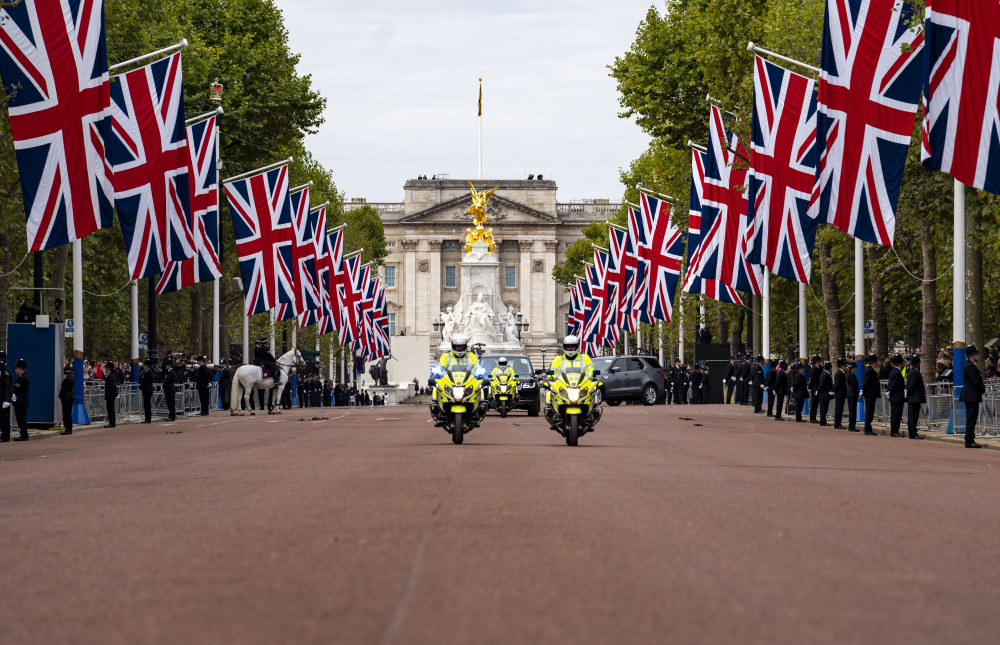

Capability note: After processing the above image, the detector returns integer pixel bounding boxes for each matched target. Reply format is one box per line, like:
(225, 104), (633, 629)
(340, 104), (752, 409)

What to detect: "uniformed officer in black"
(807, 355), (823, 423)
(772, 360), (788, 421)
(724, 355), (736, 404)
(218, 359), (231, 411)
(959, 345), (985, 448)
(751, 356), (765, 413)
(846, 361), (860, 431)
(0, 351), (12, 442)
(689, 365), (702, 404)
(861, 353), (880, 435)
(104, 360), (118, 428)
(741, 356), (753, 406)
(905, 354), (926, 440)
(673, 362), (689, 404)
(139, 359), (155, 423)
(764, 359), (777, 416)
(195, 355), (211, 416)
(832, 358), (848, 429)
(12, 358), (30, 441)
(792, 362), (808, 422)
(886, 354), (905, 437)
(59, 365), (74, 435)
(816, 361), (834, 426)
(163, 357), (177, 421)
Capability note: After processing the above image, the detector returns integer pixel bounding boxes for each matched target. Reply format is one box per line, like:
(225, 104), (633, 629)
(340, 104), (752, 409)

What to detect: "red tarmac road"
(2, 404), (999, 645)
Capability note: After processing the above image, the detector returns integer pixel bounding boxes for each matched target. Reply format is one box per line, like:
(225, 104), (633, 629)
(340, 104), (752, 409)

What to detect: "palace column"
(544, 240), (558, 339)
(518, 240), (533, 339)
(401, 238), (418, 334)
(429, 239), (442, 332)
(415, 238), (432, 334)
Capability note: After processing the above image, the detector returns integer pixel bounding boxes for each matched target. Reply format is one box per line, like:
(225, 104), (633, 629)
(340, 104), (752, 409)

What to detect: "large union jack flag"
(811, 0), (924, 246)
(0, 0), (114, 252)
(607, 224), (628, 333)
(224, 163), (295, 316)
(595, 248), (620, 346)
(690, 106), (762, 296)
(568, 280), (584, 337)
(337, 252), (364, 345)
(747, 56), (819, 283)
(355, 263), (375, 354)
(626, 204), (649, 326)
(308, 224), (342, 335)
(683, 149), (742, 304)
(637, 191), (685, 322)
(157, 114), (221, 294)
(583, 260), (606, 344)
(289, 185), (323, 314)
(110, 52), (195, 280)
(922, 0), (1000, 196)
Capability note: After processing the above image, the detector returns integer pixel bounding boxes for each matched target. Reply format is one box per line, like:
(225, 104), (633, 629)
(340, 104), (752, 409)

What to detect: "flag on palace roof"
(0, 0), (115, 252)
(921, 0), (1000, 196)
(683, 149), (742, 305)
(747, 56), (819, 284)
(224, 163), (295, 315)
(157, 114), (222, 294)
(110, 52), (196, 280)
(811, 0), (924, 246)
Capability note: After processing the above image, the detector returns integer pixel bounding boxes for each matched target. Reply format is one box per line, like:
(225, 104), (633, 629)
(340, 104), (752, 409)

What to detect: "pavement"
(2, 403), (999, 645)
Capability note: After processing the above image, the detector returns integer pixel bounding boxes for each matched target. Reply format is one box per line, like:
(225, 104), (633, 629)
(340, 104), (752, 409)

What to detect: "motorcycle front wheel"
(566, 414), (579, 446)
(452, 412), (464, 444)
(500, 400), (508, 418)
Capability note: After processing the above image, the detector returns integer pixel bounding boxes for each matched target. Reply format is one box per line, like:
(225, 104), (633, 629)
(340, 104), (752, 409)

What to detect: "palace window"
(502, 240), (518, 251)
(445, 265), (457, 288)
(386, 241), (396, 249)
(505, 265), (517, 289)
(384, 265), (396, 288)
(389, 313), (396, 337)
(444, 241), (459, 250)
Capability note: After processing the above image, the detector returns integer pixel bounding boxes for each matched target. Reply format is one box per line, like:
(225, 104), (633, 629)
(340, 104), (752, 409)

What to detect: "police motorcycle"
(488, 357), (520, 418)
(429, 335), (489, 444)
(541, 335), (603, 446)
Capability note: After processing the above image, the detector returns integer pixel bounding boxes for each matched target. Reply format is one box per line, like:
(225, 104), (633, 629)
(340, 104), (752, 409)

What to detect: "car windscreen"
(592, 357), (614, 373)
(480, 356), (534, 377)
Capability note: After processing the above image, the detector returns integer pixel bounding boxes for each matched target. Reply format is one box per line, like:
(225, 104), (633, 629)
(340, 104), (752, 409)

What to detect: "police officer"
(792, 362), (808, 422)
(218, 359), (231, 411)
(689, 364), (702, 404)
(59, 365), (74, 435)
(808, 355), (823, 423)
(772, 360), (789, 421)
(886, 354), (905, 437)
(905, 354), (925, 440)
(673, 362), (689, 405)
(816, 361), (834, 426)
(104, 360), (118, 428)
(833, 358), (848, 429)
(0, 351), (12, 442)
(139, 359), (155, 423)
(163, 357), (177, 422)
(764, 359), (777, 417)
(11, 358), (30, 441)
(195, 355), (211, 416)
(734, 354), (746, 405)
(959, 345), (985, 448)
(862, 354), (880, 436)
(846, 361), (860, 431)
(751, 356), (765, 413)
(724, 355), (737, 404)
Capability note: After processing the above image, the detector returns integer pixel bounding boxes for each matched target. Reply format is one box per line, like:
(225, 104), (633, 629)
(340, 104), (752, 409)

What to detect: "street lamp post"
(515, 313), (529, 340)
(432, 317), (443, 340)
(540, 347), (548, 370)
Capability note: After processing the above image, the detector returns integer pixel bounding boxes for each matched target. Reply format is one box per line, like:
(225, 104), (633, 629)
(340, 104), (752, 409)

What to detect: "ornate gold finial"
(464, 182), (499, 253)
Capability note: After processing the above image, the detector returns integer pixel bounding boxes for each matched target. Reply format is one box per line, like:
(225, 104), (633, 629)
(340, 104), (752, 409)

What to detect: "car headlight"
(566, 387), (580, 403)
(452, 386), (465, 399)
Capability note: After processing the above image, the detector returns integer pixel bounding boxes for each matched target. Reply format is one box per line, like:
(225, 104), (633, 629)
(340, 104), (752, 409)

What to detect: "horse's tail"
(230, 369), (242, 410)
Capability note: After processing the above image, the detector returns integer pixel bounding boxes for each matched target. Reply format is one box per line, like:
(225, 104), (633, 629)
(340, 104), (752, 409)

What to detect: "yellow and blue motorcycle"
(430, 364), (488, 444)
(489, 370), (520, 418)
(542, 367), (603, 446)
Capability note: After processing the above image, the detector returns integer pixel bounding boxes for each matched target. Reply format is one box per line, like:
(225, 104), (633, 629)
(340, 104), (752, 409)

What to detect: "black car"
(591, 355), (666, 406)
(479, 354), (541, 416)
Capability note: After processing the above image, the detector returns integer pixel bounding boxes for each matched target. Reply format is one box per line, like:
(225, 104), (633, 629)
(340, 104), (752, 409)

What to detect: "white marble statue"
(500, 306), (518, 343)
(441, 306), (456, 341)
(463, 293), (495, 339)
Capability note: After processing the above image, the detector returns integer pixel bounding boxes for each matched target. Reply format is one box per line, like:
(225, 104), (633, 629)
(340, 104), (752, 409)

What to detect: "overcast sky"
(281, 0), (656, 203)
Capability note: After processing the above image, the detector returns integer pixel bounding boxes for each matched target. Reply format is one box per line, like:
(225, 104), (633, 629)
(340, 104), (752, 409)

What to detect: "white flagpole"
(130, 282), (139, 381)
(110, 39), (188, 72)
(762, 273), (770, 358)
(677, 305), (683, 364)
(72, 239), (89, 425)
(213, 114), (221, 366)
(223, 157), (293, 185)
(269, 309), (276, 354)
(954, 180), (967, 400)
(798, 282), (807, 363)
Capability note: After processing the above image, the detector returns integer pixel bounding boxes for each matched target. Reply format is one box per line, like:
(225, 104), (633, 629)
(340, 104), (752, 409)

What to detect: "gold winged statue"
(464, 182), (499, 253)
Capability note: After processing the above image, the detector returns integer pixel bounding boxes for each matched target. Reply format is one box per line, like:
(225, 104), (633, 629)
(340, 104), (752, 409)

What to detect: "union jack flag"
(690, 106), (762, 296)
(637, 191), (684, 322)
(583, 261), (605, 344)
(0, 0), (114, 252)
(747, 56), (819, 284)
(309, 225), (342, 335)
(355, 264), (375, 354)
(109, 52), (195, 280)
(568, 280), (584, 337)
(289, 185), (322, 314)
(922, 0), (1000, 196)
(224, 163), (295, 316)
(372, 280), (390, 358)
(626, 204), (649, 326)
(156, 114), (222, 294)
(337, 252), (364, 345)
(607, 224), (628, 333)
(683, 149), (742, 304)
(593, 248), (619, 345)
(811, 0), (924, 246)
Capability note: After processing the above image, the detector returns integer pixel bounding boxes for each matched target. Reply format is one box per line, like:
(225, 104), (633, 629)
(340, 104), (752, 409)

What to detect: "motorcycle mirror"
(546, 369), (554, 377)
(593, 370), (601, 376)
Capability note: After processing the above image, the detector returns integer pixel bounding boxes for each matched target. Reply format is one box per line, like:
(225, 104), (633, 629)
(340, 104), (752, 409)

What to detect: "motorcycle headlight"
(499, 385), (508, 393)
(566, 387), (580, 403)
(452, 386), (465, 399)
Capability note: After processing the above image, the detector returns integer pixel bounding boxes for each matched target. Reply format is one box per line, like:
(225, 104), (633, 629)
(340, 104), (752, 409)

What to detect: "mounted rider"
(253, 337), (279, 381)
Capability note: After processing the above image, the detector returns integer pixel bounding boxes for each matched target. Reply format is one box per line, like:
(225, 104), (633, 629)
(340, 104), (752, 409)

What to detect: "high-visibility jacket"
(549, 353), (594, 378)
(438, 351), (479, 370)
(490, 366), (516, 380)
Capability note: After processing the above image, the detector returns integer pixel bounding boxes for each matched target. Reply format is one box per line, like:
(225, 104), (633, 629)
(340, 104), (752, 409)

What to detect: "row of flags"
(0, 1), (387, 359)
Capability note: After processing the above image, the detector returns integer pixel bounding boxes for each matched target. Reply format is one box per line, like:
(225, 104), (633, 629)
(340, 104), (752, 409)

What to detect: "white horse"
(229, 349), (306, 416)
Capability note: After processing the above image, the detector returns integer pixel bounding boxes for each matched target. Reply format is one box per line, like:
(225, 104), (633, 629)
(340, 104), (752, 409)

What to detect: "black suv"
(591, 355), (666, 406)
(478, 354), (541, 416)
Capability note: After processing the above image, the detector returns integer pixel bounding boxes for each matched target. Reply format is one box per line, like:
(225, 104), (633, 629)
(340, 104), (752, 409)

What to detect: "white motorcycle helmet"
(451, 334), (468, 358)
(563, 335), (580, 359)
(498, 357), (508, 367)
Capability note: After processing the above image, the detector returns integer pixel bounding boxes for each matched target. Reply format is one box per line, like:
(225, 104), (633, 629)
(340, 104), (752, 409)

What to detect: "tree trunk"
(730, 308), (745, 355)
(818, 240), (845, 360)
(866, 245), (889, 358)
(716, 306), (729, 348)
(190, 287), (203, 354)
(219, 278), (229, 360)
(966, 206), (984, 371)
(920, 225), (938, 386)
(50, 243), (68, 291)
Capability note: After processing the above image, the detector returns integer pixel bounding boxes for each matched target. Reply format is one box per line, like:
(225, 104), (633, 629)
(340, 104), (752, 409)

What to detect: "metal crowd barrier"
(81, 380), (218, 425)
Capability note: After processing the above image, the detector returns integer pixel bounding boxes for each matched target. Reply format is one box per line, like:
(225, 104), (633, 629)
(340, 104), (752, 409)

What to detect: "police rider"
(548, 335), (594, 378)
(437, 334), (478, 370)
(489, 356), (516, 381)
